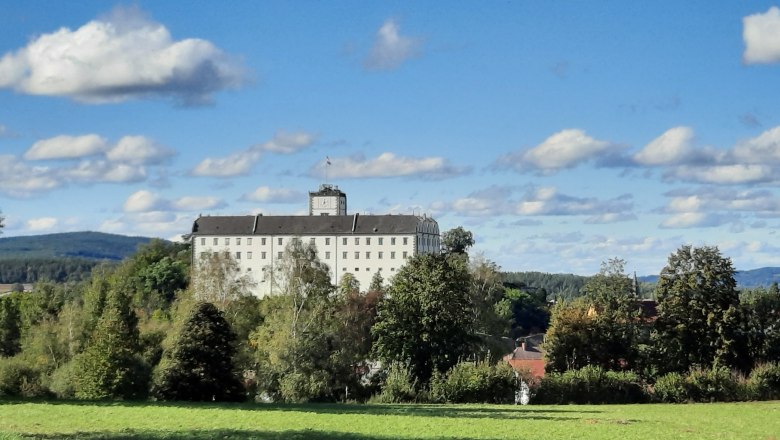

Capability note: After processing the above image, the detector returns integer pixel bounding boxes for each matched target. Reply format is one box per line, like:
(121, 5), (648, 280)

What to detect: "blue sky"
(2, 1), (780, 276)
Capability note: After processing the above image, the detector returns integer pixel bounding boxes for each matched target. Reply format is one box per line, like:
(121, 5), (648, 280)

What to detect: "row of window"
(200, 236), (411, 247)
(224, 250), (409, 260)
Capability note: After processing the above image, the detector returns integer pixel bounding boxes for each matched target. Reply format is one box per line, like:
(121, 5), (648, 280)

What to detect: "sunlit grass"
(1, 400), (778, 439)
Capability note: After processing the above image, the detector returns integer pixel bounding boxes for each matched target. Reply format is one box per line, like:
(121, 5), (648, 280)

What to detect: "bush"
(533, 365), (646, 404)
(747, 362), (780, 401)
(278, 371), (329, 403)
(372, 362), (417, 403)
(652, 366), (746, 403)
(428, 360), (516, 404)
(0, 356), (47, 398)
(653, 372), (687, 403)
(49, 360), (79, 399)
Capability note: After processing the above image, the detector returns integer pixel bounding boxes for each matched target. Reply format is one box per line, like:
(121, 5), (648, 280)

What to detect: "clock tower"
(309, 184), (347, 216)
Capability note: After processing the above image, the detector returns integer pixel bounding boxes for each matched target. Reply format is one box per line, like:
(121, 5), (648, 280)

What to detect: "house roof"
(504, 345), (544, 361)
(191, 214), (435, 236)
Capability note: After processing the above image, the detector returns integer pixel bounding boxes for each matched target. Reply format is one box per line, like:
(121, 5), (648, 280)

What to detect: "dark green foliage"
(502, 287), (549, 338)
(533, 365), (647, 404)
(653, 366), (744, 403)
(0, 231), (153, 261)
(747, 362), (780, 400)
(441, 226), (474, 255)
(0, 258), (100, 283)
(154, 302), (244, 402)
(742, 287), (780, 365)
(0, 297), (21, 357)
(372, 253), (476, 385)
(0, 356), (47, 397)
(428, 360), (516, 404)
(502, 271), (588, 300)
(652, 372), (687, 403)
(372, 362), (418, 403)
(652, 245), (746, 374)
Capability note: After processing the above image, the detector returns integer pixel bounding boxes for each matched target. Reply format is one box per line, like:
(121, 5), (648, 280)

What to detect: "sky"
(2, 1), (780, 276)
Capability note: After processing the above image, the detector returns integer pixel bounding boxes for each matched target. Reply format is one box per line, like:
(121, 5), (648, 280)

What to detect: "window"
(366, 237), (371, 245)
(235, 252), (241, 259)
(200, 238), (205, 245)
(262, 252), (267, 259)
(378, 237), (383, 245)
(310, 238), (315, 245)
(343, 267), (347, 271)
(391, 268), (396, 272)
(247, 238), (252, 245)
(342, 251), (347, 259)
(343, 237), (347, 245)
(261, 238), (267, 245)
(278, 238), (283, 245)
(355, 252), (360, 259)
(237, 238), (241, 245)
(366, 252), (371, 259)
(325, 251), (331, 259)
(391, 251), (396, 259)
(355, 237), (360, 245)
(247, 267), (252, 271)
(247, 252), (252, 259)
(391, 237), (396, 245)
(378, 251), (383, 259)
(225, 238), (230, 245)
(213, 238), (219, 245)
(403, 237), (408, 245)
(278, 251), (283, 259)
(403, 251), (408, 259)
(325, 238), (330, 245)
(355, 268), (359, 272)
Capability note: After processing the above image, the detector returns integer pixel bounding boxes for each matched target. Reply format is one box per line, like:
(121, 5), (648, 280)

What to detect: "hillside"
(0, 231), (156, 260)
(639, 267), (780, 288)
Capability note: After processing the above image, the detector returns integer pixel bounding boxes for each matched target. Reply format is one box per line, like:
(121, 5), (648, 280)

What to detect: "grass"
(0, 400), (778, 439)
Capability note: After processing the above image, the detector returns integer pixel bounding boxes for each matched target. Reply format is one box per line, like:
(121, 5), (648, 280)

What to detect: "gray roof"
(192, 214), (435, 236)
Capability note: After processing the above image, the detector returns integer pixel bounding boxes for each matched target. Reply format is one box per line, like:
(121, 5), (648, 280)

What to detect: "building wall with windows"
(190, 190), (440, 297)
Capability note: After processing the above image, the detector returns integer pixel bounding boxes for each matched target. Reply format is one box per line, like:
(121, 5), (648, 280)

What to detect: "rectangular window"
(278, 238), (283, 245)
(366, 252), (371, 259)
(355, 252), (360, 259)
(235, 252), (241, 259)
(237, 238), (241, 245)
(391, 251), (396, 259)
(225, 238), (230, 245)
(366, 237), (371, 245)
(355, 268), (359, 272)
(355, 237), (360, 245)
(278, 251), (283, 259)
(403, 251), (408, 259)
(378, 237), (383, 245)
(343, 238), (347, 245)
(343, 251), (348, 259)
(261, 238), (267, 245)
(391, 237), (396, 245)
(247, 238), (252, 245)
(262, 252), (267, 259)
(403, 237), (408, 245)
(325, 237), (331, 245)
(325, 251), (331, 259)
(200, 238), (205, 246)
(378, 251), (383, 259)
(247, 252), (252, 259)
(213, 238), (219, 245)
(310, 238), (316, 245)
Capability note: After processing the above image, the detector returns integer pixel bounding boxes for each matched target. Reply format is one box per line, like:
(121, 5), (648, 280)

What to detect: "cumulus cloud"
(660, 212), (735, 229)
(0, 155), (61, 197)
(0, 5), (245, 104)
(743, 6), (780, 64)
(497, 129), (621, 173)
(240, 186), (302, 203)
(664, 164), (773, 185)
(316, 152), (468, 180)
(123, 189), (225, 213)
(731, 126), (780, 164)
(633, 126), (696, 166)
(364, 18), (421, 70)
(25, 217), (58, 231)
(25, 134), (108, 160)
(192, 131), (316, 178)
(106, 136), (175, 165)
(515, 186), (635, 222)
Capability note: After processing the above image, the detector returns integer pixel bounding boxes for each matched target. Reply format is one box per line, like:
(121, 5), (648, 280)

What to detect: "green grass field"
(1, 400), (778, 439)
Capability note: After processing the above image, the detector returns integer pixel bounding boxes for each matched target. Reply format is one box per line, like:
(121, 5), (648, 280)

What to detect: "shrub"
(278, 371), (329, 403)
(748, 362), (780, 401)
(428, 360), (516, 404)
(48, 360), (79, 399)
(372, 362), (417, 403)
(533, 365), (646, 404)
(653, 372), (687, 403)
(685, 366), (741, 402)
(0, 356), (47, 398)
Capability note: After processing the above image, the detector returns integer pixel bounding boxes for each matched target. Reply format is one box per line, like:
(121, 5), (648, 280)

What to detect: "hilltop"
(0, 231), (157, 261)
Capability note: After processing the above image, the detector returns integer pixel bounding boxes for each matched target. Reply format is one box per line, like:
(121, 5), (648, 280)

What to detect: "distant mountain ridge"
(0, 231), (157, 261)
(639, 267), (780, 288)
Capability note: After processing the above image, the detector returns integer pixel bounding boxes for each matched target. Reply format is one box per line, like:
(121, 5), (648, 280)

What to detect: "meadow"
(0, 400), (778, 439)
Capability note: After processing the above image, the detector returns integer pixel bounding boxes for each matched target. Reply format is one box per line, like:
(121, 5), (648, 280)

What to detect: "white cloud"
(25, 134), (107, 160)
(319, 152), (467, 179)
(61, 160), (147, 183)
(123, 190), (164, 212)
(25, 217), (58, 231)
(660, 212), (735, 229)
(633, 126), (695, 166)
(515, 187), (634, 221)
(123, 189), (225, 213)
(0, 154), (61, 197)
(106, 136), (175, 165)
(364, 18), (421, 70)
(170, 196), (224, 211)
(731, 125), (780, 164)
(241, 186), (302, 203)
(665, 164), (773, 184)
(0, 5), (245, 104)
(498, 129), (619, 172)
(257, 131), (316, 154)
(743, 6), (780, 64)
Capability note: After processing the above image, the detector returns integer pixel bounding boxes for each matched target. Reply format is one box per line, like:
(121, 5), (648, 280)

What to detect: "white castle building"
(190, 185), (440, 297)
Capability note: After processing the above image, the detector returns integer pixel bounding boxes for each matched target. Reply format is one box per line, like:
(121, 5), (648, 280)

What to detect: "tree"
(743, 287), (780, 365)
(369, 271), (385, 293)
(0, 298), (21, 357)
(651, 245), (745, 374)
(441, 226), (474, 255)
(154, 302), (244, 401)
(543, 297), (599, 372)
(468, 256), (507, 335)
(372, 253), (475, 384)
(191, 251), (254, 310)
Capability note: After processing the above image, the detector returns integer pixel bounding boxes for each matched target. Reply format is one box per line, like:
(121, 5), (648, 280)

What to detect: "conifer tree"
(0, 297), (21, 357)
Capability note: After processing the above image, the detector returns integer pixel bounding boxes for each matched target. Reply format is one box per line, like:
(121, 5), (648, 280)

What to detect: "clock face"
(320, 198), (329, 207)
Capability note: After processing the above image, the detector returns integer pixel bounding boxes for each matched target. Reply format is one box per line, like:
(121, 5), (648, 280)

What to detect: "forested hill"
(0, 231), (155, 260)
(639, 267), (780, 288)
(0, 232), (159, 283)
(502, 271), (589, 300)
